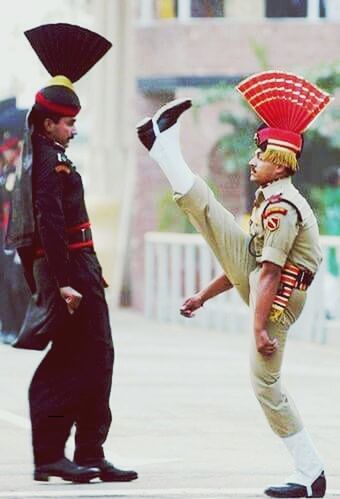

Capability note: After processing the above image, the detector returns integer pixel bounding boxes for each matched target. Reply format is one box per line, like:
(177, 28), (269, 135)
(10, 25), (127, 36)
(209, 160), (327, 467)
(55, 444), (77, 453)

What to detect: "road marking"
(0, 490), (340, 498)
(0, 489), (277, 498)
(0, 409), (30, 429)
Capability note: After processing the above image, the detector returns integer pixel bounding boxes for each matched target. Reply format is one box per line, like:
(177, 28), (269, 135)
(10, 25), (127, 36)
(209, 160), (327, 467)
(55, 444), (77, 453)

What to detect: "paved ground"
(0, 309), (339, 499)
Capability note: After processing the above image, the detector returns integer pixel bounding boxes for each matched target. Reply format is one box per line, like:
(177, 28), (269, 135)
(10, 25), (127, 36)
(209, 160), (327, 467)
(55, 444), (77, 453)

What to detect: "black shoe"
(264, 471), (326, 498)
(136, 97), (192, 150)
(76, 458), (138, 482)
(34, 457), (100, 483)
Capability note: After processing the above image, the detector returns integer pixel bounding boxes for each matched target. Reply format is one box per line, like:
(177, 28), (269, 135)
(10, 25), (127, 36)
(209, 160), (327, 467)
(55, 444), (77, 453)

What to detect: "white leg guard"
(283, 428), (324, 496)
(149, 119), (195, 195)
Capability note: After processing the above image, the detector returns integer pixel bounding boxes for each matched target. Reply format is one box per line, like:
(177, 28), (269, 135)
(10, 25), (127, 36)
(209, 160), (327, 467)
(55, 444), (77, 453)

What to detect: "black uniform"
(28, 133), (114, 466)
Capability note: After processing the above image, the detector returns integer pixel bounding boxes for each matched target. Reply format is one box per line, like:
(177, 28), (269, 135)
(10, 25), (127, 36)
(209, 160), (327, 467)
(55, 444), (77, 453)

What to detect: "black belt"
(35, 222), (93, 258)
(68, 226), (92, 244)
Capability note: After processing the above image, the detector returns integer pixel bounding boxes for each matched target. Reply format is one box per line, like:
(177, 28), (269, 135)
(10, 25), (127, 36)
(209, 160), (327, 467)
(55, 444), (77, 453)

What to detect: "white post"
(307, 0), (320, 20)
(178, 0), (191, 21)
(198, 245), (212, 328)
(156, 243), (169, 321)
(323, 0), (340, 19)
(213, 257), (226, 331)
(183, 244), (196, 325)
(140, 0), (154, 22)
(184, 245), (196, 296)
(170, 244), (182, 322)
(90, 0), (136, 309)
(145, 239), (155, 318)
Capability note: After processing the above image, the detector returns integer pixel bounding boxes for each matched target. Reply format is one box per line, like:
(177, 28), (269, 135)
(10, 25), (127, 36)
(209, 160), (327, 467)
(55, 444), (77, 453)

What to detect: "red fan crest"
(237, 71), (332, 133)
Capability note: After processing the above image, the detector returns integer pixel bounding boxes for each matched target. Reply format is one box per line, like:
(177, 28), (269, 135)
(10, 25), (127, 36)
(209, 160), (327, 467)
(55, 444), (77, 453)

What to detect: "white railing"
(144, 232), (340, 344)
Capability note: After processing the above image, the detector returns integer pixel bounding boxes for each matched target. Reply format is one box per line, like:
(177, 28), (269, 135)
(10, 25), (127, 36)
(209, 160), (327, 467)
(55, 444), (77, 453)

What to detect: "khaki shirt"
(249, 177), (322, 273)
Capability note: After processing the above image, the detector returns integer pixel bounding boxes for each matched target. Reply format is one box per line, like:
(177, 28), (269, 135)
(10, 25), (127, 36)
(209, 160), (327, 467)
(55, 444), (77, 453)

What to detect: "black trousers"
(28, 249), (114, 466)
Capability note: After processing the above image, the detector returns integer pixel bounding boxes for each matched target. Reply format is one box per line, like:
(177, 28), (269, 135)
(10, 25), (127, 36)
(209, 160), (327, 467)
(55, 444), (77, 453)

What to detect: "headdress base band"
(256, 127), (302, 152)
(35, 91), (80, 117)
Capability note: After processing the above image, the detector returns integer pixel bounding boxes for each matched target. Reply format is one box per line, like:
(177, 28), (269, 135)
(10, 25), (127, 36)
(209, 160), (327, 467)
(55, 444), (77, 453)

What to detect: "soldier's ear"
(43, 117), (56, 133)
(276, 164), (288, 176)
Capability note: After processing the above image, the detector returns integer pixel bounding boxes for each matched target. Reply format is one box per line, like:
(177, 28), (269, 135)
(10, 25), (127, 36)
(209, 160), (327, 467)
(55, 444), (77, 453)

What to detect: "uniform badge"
(266, 215), (280, 232)
(55, 164), (71, 174)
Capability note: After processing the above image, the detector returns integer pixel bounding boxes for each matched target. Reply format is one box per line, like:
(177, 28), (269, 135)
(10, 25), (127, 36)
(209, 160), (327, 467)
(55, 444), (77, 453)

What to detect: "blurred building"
(130, 0), (340, 311)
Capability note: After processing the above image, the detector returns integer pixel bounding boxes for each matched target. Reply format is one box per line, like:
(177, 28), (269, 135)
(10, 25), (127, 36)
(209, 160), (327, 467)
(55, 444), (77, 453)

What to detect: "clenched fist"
(180, 293), (204, 318)
(255, 329), (278, 357)
(60, 286), (83, 315)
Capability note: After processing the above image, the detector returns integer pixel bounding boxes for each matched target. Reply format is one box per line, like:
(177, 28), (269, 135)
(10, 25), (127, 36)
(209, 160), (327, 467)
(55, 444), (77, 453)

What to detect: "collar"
(33, 133), (65, 152)
(256, 177), (292, 201)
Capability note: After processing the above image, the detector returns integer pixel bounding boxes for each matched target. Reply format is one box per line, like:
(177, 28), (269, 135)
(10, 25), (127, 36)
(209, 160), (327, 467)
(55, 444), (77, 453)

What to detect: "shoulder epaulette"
(267, 193), (282, 204)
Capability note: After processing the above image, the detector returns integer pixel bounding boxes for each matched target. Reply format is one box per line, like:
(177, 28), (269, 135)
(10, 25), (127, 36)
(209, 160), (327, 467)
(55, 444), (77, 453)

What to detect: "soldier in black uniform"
(6, 24), (138, 484)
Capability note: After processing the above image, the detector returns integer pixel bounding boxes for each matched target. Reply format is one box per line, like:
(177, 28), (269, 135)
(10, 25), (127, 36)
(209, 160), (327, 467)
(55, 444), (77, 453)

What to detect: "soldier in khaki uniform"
(136, 71), (331, 498)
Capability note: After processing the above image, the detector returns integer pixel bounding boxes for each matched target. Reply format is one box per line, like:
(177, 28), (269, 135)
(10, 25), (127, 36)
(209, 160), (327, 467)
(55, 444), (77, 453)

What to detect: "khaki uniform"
(175, 175), (322, 437)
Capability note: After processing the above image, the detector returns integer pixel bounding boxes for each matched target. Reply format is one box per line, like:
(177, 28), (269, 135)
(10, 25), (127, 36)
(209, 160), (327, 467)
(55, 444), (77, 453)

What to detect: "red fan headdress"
(236, 71), (332, 170)
(25, 23), (112, 118)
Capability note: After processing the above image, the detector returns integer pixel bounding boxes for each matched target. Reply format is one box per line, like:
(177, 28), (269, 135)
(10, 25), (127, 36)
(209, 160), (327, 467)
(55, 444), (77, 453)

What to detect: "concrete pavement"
(0, 309), (339, 498)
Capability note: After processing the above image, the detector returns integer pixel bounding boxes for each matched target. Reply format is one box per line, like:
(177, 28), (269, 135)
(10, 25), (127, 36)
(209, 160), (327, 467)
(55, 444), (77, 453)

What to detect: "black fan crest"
(24, 23), (112, 82)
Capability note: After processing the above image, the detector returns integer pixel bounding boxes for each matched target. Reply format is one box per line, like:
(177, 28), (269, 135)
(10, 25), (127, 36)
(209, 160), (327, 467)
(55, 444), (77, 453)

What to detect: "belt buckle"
(297, 270), (304, 289)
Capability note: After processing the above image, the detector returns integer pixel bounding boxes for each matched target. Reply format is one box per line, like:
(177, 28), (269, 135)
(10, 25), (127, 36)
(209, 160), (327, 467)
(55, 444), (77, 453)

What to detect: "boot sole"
(100, 474), (138, 482)
(153, 98), (192, 124)
(34, 471), (99, 483)
(136, 98), (192, 132)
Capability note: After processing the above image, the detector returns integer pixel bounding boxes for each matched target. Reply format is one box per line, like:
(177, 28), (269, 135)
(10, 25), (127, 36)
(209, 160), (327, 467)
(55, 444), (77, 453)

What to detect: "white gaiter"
(283, 428), (324, 496)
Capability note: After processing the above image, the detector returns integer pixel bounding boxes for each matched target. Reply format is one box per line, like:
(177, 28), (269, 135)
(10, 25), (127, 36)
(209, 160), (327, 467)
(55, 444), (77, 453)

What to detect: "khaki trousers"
(175, 176), (306, 437)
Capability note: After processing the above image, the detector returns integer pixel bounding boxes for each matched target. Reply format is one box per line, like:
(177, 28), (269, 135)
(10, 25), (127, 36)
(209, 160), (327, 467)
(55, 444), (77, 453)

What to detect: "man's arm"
(255, 203), (300, 355)
(254, 261), (280, 356)
(34, 155), (82, 312)
(34, 156), (70, 287)
(180, 273), (233, 318)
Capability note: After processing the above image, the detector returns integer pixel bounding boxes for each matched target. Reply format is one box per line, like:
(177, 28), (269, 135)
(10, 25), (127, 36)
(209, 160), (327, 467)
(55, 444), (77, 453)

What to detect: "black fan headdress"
(25, 23), (112, 117)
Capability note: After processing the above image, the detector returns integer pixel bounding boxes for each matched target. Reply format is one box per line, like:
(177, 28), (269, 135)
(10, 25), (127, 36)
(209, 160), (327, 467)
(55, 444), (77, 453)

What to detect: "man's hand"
(255, 329), (278, 357)
(180, 294), (204, 318)
(60, 286), (83, 315)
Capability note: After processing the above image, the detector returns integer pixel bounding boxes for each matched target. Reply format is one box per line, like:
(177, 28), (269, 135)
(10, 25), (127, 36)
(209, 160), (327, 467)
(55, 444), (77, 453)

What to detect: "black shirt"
(32, 133), (90, 287)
